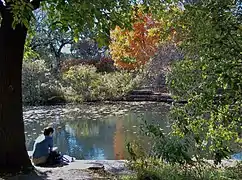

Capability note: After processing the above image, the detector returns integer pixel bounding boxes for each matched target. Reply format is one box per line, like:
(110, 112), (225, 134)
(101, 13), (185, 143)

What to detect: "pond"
(24, 102), (171, 160)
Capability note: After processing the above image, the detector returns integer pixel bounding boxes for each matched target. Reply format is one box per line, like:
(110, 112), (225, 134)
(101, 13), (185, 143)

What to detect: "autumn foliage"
(110, 9), (161, 70)
(61, 57), (115, 73)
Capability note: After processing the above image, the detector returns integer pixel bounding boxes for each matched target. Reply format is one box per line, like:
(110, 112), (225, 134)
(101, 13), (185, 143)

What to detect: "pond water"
(24, 102), (171, 160)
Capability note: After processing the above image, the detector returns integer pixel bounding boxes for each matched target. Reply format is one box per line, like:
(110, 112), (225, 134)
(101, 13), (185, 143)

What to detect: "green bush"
(166, 0), (242, 164)
(22, 60), (65, 105)
(62, 64), (141, 102)
(22, 60), (142, 104)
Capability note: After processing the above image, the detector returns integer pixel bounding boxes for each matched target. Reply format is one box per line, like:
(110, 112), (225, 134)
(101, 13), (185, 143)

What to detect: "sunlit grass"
(121, 158), (242, 180)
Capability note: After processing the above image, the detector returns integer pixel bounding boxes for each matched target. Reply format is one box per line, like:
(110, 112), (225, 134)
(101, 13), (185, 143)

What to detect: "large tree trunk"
(0, 9), (32, 173)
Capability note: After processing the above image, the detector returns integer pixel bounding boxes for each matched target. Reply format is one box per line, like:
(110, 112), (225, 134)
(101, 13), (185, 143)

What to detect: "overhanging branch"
(0, 0), (5, 13)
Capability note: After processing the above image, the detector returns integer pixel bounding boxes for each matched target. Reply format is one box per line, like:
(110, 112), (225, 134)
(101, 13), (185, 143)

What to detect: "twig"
(30, 0), (45, 10)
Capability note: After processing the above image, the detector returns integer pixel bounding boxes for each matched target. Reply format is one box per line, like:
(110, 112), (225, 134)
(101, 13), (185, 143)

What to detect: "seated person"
(32, 127), (54, 166)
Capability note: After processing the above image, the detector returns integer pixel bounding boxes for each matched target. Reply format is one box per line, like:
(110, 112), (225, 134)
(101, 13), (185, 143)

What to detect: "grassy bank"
(121, 158), (242, 180)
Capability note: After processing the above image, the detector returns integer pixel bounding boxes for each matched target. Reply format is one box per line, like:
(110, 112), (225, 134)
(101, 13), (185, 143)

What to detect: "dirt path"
(3, 169), (116, 180)
(1, 160), (131, 180)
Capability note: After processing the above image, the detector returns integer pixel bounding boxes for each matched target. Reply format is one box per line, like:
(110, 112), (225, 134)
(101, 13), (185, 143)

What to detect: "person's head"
(43, 127), (54, 136)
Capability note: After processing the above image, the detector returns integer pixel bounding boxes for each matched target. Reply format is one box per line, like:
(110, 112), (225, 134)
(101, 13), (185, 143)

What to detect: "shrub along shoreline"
(22, 60), (143, 105)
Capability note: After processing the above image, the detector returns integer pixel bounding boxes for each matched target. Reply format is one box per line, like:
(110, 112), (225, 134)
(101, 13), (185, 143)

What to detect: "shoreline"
(3, 159), (241, 180)
(23, 93), (187, 107)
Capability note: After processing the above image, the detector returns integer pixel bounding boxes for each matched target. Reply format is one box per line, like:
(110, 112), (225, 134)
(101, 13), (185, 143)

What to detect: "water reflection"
(24, 102), (170, 160)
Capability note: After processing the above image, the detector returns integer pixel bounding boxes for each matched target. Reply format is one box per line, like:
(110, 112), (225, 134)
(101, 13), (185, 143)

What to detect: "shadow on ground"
(2, 170), (50, 180)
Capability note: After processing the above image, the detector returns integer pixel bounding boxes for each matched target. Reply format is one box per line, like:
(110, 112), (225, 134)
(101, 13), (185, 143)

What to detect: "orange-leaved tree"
(110, 8), (162, 70)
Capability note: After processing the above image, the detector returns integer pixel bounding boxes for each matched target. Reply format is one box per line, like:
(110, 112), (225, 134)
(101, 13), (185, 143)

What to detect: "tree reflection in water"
(114, 118), (125, 159)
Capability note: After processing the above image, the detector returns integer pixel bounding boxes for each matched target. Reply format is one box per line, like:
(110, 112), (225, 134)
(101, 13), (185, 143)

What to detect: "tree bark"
(0, 8), (32, 173)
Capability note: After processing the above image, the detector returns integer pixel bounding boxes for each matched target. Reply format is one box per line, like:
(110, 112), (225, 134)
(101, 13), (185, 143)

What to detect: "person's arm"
(48, 137), (53, 152)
